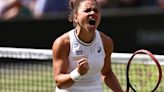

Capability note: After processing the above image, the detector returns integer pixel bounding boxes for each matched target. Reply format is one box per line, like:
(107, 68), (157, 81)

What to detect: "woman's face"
(75, 0), (101, 32)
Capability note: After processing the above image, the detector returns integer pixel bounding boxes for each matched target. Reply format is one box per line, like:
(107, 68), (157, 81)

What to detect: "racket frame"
(126, 49), (162, 92)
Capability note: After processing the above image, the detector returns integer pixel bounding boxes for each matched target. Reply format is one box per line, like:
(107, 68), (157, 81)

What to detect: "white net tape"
(0, 47), (164, 65)
(0, 47), (52, 60)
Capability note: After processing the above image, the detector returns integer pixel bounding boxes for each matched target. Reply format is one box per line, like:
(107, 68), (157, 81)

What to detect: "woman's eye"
(84, 9), (91, 12)
(93, 9), (99, 13)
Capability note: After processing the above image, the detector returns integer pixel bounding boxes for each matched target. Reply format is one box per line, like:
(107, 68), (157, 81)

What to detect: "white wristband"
(70, 68), (82, 82)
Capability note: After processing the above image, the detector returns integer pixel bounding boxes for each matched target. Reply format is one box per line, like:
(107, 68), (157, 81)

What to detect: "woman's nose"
(90, 10), (95, 15)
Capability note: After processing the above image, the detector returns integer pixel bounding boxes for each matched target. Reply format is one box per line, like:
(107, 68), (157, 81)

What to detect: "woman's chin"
(87, 25), (96, 31)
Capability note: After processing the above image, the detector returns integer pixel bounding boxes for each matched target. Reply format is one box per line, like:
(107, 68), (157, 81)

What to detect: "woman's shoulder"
(99, 31), (113, 53)
(99, 31), (113, 45)
(52, 32), (70, 49)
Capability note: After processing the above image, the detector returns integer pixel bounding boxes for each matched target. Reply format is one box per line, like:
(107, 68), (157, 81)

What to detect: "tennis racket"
(126, 49), (162, 92)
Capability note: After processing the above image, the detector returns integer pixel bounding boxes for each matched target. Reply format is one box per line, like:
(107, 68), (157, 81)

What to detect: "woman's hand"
(77, 58), (89, 76)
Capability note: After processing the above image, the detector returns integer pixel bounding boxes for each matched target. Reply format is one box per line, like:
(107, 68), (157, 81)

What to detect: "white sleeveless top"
(55, 29), (105, 92)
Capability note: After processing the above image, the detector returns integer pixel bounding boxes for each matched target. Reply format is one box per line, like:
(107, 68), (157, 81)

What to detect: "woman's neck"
(75, 27), (95, 44)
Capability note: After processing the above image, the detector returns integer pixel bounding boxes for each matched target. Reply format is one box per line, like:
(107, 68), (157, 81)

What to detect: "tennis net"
(0, 47), (163, 92)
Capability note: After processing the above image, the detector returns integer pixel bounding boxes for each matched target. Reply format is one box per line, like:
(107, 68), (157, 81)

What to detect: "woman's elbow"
(56, 81), (66, 89)
(55, 80), (71, 89)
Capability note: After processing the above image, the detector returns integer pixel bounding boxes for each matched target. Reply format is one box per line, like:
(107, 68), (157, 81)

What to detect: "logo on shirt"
(73, 42), (79, 48)
(75, 50), (83, 55)
(97, 47), (101, 53)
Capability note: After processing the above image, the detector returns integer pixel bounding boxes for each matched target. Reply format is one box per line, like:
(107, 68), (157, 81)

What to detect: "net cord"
(0, 47), (164, 65)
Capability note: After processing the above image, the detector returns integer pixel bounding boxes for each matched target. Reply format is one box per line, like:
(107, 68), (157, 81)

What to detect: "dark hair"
(68, 0), (99, 26)
(68, 0), (82, 23)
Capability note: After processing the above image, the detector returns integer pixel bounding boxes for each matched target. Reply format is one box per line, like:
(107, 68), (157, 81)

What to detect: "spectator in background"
(0, 0), (33, 20)
(0, 0), (15, 17)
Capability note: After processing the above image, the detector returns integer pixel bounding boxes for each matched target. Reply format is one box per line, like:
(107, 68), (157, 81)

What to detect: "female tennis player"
(52, 0), (123, 92)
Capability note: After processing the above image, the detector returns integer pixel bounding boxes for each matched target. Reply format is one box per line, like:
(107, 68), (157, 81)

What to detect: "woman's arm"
(100, 32), (123, 91)
(52, 33), (75, 89)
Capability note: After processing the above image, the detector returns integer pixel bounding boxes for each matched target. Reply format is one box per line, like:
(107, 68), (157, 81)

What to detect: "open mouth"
(89, 19), (96, 25)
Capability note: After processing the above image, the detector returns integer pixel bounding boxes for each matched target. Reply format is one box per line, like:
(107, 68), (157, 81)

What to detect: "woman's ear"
(72, 13), (78, 27)
(73, 13), (78, 23)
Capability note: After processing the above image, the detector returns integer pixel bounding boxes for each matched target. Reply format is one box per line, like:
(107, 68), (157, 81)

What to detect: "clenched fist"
(77, 58), (89, 76)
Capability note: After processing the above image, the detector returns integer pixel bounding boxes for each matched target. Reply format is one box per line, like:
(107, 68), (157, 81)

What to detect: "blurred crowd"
(0, 0), (164, 20)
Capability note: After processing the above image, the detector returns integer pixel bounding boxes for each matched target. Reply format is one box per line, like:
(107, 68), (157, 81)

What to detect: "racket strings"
(129, 54), (159, 91)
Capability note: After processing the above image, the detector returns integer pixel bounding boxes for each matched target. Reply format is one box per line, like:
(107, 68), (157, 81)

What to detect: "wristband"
(70, 68), (82, 82)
